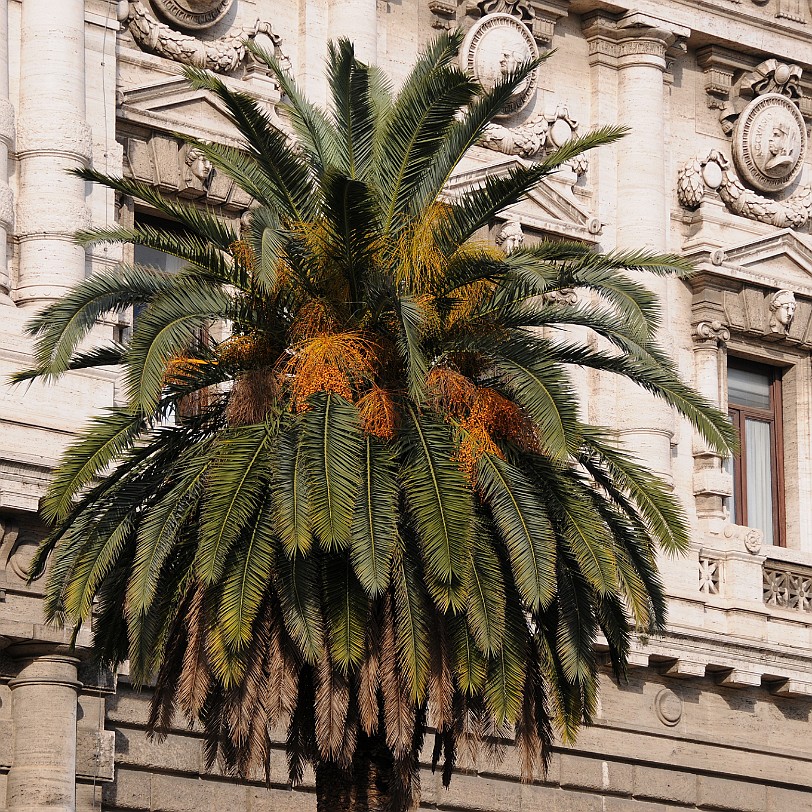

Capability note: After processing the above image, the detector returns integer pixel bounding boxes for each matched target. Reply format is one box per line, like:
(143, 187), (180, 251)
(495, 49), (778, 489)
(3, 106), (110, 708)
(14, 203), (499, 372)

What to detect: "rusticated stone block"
(698, 775), (767, 812)
(767, 786), (812, 810)
(632, 765), (696, 805)
(248, 787), (316, 812)
(559, 753), (633, 795)
(101, 767), (152, 809)
(150, 773), (248, 812)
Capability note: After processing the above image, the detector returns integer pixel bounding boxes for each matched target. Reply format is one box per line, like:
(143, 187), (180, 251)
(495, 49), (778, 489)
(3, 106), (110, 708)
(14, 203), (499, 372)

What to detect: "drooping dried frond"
(226, 367), (279, 426)
(426, 366), (477, 418)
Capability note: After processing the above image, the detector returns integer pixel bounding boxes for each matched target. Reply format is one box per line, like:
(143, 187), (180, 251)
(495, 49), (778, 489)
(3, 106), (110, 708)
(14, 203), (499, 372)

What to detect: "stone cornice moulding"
(430, 0), (571, 45)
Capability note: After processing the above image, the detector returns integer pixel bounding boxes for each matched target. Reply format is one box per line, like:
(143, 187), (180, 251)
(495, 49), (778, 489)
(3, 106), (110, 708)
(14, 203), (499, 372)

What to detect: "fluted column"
(14, 0), (91, 307)
(0, 0), (13, 303)
(584, 13), (689, 481)
(329, 0), (378, 64)
(6, 653), (81, 812)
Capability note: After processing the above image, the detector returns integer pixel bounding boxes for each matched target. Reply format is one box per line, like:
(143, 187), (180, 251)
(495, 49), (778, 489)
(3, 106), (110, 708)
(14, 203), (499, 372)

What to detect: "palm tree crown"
(15, 33), (734, 811)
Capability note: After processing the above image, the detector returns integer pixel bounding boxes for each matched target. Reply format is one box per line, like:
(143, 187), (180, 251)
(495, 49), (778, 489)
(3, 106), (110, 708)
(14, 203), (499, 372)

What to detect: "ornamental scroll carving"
(477, 103), (588, 176)
(126, 1), (288, 73)
(677, 150), (812, 230)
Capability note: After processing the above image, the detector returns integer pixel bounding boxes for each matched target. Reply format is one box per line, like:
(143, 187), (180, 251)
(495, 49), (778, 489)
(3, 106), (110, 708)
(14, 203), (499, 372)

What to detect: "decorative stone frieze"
(125, 133), (252, 211)
(431, 0), (569, 45)
(478, 103), (583, 165)
(723, 522), (764, 554)
(127, 1), (285, 73)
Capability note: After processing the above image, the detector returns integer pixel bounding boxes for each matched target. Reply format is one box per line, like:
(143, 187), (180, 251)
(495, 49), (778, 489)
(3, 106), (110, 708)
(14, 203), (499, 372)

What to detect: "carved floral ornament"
(122, 1), (290, 74)
(152, 0), (233, 30)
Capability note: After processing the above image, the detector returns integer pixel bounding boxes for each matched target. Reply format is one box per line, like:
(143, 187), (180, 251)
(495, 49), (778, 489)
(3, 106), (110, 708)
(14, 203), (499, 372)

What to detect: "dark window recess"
(727, 359), (785, 546)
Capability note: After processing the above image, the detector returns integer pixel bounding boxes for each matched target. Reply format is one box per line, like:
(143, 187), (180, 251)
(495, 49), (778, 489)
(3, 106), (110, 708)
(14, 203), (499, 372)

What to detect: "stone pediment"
(686, 229), (812, 296)
(119, 76), (282, 143)
(445, 156), (601, 242)
(687, 229), (812, 348)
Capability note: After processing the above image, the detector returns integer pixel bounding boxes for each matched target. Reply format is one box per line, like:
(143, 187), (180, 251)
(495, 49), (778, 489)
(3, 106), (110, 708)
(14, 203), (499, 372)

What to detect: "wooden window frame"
(728, 358), (786, 546)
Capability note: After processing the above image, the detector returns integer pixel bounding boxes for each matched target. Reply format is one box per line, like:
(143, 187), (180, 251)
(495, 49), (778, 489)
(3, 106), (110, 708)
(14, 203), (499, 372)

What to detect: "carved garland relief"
(677, 59), (811, 230)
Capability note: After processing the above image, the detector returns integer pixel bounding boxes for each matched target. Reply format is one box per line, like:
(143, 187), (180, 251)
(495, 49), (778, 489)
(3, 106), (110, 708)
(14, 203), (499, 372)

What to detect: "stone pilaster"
(13, 0), (91, 307)
(692, 320), (733, 524)
(5, 652), (81, 812)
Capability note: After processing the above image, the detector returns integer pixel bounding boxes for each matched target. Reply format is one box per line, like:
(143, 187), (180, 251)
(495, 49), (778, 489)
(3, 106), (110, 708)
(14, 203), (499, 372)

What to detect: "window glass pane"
(728, 365), (772, 410)
(728, 365), (771, 410)
(134, 244), (183, 274)
(745, 418), (774, 545)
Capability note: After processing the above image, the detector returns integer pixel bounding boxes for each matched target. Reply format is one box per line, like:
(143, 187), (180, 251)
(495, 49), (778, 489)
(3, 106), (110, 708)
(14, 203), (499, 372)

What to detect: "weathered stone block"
(101, 767), (151, 809)
(248, 787), (316, 812)
(150, 773), (247, 812)
(698, 776), (767, 812)
(560, 753), (632, 795)
(632, 765), (696, 805)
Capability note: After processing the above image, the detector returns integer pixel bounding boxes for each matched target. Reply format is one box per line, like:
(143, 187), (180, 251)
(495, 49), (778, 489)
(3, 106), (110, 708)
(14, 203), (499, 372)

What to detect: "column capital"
(582, 10), (689, 68)
(693, 319), (731, 348)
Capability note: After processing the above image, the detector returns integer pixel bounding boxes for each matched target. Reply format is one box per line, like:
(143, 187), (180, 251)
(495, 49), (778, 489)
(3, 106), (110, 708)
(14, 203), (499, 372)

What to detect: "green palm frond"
(301, 393), (363, 550)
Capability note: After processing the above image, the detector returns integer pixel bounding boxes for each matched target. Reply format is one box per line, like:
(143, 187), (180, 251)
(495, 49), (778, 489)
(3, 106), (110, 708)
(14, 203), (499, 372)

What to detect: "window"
(727, 359), (785, 546)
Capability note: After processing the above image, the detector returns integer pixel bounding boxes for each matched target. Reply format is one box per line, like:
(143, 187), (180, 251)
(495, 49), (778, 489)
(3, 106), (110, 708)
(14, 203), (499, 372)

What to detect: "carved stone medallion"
(153, 0), (234, 30)
(733, 93), (806, 193)
(460, 13), (538, 117)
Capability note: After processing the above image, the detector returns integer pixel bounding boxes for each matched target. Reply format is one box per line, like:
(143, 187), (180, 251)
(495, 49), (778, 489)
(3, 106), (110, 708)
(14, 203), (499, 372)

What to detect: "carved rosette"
(460, 13), (539, 117)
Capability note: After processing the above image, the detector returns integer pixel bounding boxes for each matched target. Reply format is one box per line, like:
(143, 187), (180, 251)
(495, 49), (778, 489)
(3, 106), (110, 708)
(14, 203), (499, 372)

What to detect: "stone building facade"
(1, 0), (812, 810)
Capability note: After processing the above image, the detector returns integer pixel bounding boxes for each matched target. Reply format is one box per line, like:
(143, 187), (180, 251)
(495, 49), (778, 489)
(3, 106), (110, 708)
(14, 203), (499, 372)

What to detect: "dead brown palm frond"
(515, 669), (544, 783)
(358, 601), (384, 735)
(315, 648), (352, 765)
(226, 367), (280, 426)
(146, 604), (188, 739)
(178, 581), (212, 720)
(357, 385), (400, 440)
(282, 331), (378, 410)
(264, 606), (301, 726)
(380, 596), (415, 759)
(427, 612), (453, 732)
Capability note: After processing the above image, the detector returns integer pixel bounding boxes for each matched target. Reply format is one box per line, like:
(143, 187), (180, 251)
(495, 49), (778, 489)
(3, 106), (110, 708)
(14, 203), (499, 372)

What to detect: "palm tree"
(14, 33), (734, 812)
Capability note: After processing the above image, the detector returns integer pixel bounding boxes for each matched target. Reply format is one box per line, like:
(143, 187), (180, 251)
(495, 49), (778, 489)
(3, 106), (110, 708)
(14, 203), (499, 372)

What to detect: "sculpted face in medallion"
(733, 93), (806, 193)
(153, 0), (234, 30)
(460, 13), (538, 117)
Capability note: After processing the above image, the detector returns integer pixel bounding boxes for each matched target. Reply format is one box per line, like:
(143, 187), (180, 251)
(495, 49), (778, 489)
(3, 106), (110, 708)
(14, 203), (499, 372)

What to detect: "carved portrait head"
(496, 220), (524, 253)
(185, 146), (214, 187)
(769, 289), (796, 334)
(734, 93), (806, 193)
(460, 14), (538, 117)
